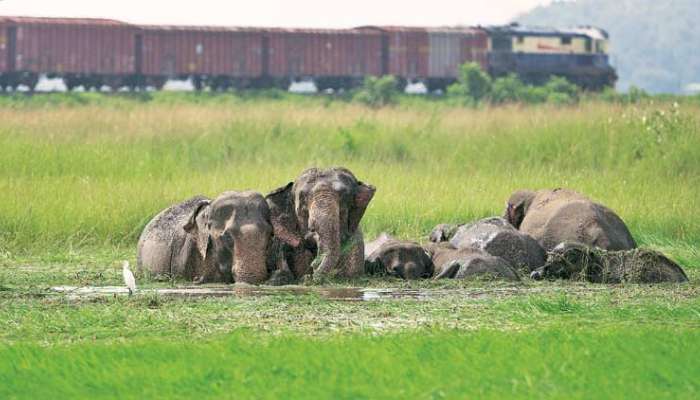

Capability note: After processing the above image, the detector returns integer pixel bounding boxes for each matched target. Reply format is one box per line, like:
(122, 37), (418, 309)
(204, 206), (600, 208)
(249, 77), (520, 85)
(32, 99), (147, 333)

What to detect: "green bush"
(354, 75), (399, 107)
(545, 76), (580, 101)
(520, 85), (549, 104)
(488, 75), (580, 105)
(491, 74), (527, 104)
(600, 85), (650, 104)
(447, 62), (492, 104)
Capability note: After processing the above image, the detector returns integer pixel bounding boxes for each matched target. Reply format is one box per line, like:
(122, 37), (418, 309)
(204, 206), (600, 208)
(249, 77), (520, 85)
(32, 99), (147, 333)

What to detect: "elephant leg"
(434, 261), (461, 280)
(338, 230), (365, 278)
(292, 248), (314, 279)
(267, 252), (296, 286)
(193, 259), (225, 284)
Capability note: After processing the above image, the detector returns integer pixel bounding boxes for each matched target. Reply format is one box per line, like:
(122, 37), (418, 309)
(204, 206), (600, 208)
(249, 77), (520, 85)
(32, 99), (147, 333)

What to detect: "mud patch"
(49, 285), (608, 301)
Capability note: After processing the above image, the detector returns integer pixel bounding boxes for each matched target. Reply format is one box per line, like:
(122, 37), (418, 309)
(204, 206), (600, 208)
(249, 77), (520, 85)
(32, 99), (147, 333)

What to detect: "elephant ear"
(265, 182), (302, 248)
(364, 250), (385, 275)
(348, 182), (376, 234)
(183, 199), (211, 259)
(505, 190), (534, 229)
(420, 249), (436, 278)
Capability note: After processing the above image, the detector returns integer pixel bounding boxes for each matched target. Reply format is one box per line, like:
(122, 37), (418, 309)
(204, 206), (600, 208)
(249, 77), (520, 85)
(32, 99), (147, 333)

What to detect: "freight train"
(0, 16), (616, 92)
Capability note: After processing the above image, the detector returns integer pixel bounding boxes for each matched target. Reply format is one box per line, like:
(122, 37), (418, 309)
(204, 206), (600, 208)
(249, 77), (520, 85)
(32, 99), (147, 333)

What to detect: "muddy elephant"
(505, 189), (637, 252)
(266, 167), (376, 280)
(430, 217), (546, 272)
(426, 243), (520, 281)
(530, 241), (688, 283)
(137, 191), (287, 284)
(364, 233), (434, 280)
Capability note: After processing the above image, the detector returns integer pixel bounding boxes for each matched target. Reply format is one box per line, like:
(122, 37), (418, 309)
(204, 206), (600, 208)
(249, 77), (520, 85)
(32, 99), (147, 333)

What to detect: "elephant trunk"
(232, 223), (269, 284)
(309, 190), (341, 278)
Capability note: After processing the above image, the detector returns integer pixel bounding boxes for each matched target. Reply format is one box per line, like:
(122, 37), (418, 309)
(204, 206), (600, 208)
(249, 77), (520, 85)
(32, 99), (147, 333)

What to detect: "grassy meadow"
(0, 92), (699, 399)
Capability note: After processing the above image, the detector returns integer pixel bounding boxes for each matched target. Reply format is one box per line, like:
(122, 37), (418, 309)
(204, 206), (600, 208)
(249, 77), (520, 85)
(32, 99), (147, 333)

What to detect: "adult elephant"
(137, 191), (286, 284)
(504, 189), (636, 252)
(266, 167), (376, 280)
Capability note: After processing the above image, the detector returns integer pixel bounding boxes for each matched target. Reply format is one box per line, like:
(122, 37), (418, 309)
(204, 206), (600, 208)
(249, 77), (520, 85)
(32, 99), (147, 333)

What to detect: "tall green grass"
(1, 327), (698, 399)
(0, 94), (698, 265)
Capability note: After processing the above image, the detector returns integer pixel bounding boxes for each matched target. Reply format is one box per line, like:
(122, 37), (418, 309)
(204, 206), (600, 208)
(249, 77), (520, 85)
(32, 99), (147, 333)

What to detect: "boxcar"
(0, 16), (136, 90)
(139, 25), (264, 90)
(265, 28), (383, 90)
(361, 26), (489, 91)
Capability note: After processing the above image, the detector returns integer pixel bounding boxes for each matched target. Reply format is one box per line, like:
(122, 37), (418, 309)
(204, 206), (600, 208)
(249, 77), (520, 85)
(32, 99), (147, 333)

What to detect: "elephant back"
(521, 190), (635, 252)
(449, 217), (546, 272)
(137, 195), (209, 278)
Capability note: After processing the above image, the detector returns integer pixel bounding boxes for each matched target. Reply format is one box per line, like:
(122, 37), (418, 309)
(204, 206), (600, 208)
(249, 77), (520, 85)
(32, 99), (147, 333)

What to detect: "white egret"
(122, 261), (136, 296)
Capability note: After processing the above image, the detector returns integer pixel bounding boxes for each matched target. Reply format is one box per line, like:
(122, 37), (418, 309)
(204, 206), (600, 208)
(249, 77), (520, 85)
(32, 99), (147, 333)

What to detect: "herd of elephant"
(137, 167), (688, 285)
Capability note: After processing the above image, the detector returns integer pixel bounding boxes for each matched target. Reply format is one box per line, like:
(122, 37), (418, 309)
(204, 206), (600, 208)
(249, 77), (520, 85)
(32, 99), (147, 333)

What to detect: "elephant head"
(266, 167), (375, 278)
(530, 242), (600, 281)
(365, 240), (434, 280)
(504, 190), (536, 229)
(183, 191), (273, 284)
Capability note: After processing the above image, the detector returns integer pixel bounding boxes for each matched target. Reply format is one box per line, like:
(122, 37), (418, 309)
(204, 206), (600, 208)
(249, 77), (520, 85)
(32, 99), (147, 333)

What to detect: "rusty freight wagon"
(361, 26), (488, 91)
(139, 25), (265, 90)
(264, 28), (383, 90)
(0, 16), (136, 90)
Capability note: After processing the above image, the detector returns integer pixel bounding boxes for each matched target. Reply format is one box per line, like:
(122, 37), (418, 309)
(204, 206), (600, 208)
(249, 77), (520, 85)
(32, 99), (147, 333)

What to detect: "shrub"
(627, 86), (650, 103)
(544, 76), (580, 104)
(520, 86), (549, 104)
(448, 62), (492, 104)
(491, 74), (527, 104)
(600, 85), (650, 104)
(354, 75), (399, 107)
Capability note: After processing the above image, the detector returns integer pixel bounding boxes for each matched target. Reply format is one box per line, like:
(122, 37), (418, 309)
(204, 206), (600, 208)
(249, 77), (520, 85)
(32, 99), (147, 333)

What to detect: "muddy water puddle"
(50, 285), (604, 301)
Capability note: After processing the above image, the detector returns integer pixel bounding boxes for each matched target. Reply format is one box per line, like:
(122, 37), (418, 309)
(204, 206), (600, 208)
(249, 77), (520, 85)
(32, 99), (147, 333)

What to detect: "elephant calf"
(137, 191), (288, 285)
(530, 242), (688, 283)
(505, 188), (636, 252)
(426, 243), (520, 281)
(430, 217), (546, 272)
(364, 233), (434, 280)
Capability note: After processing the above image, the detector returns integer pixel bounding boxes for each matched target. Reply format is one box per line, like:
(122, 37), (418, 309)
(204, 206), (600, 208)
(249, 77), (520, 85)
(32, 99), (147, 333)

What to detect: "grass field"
(1, 93), (699, 399)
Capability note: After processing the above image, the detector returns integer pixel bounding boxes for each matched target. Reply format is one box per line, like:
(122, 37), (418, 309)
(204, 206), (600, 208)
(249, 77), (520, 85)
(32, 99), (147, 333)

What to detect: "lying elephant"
(364, 233), (434, 279)
(430, 217), (546, 272)
(530, 241), (688, 283)
(266, 167), (375, 281)
(505, 189), (636, 252)
(137, 191), (290, 284)
(426, 243), (520, 281)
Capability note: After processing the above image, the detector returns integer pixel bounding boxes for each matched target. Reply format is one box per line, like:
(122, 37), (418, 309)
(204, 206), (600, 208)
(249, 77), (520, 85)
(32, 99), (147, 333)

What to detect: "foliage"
(545, 76), (580, 103)
(1, 327), (699, 399)
(519, 0), (700, 94)
(601, 86), (651, 104)
(489, 74), (579, 105)
(447, 62), (493, 104)
(446, 63), (581, 105)
(353, 75), (399, 107)
(0, 94), (698, 263)
(490, 74), (526, 104)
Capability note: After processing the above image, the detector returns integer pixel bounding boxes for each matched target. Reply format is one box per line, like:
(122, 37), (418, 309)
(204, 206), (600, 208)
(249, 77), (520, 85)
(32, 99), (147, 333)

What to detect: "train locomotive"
(485, 24), (616, 89)
(0, 16), (616, 92)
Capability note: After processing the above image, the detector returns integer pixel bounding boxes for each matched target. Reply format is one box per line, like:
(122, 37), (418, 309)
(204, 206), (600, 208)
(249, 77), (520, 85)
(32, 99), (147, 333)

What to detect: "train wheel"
(64, 78), (77, 92)
(395, 78), (408, 93)
(192, 76), (204, 91)
(149, 77), (167, 91)
(23, 74), (39, 92)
